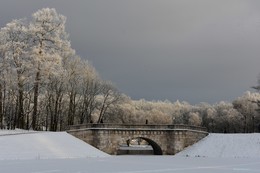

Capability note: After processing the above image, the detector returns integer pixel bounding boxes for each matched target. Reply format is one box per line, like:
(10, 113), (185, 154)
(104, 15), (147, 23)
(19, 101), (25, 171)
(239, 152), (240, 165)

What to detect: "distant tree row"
(106, 91), (260, 133)
(0, 8), (122, 131)
(1, 8), (259, 133)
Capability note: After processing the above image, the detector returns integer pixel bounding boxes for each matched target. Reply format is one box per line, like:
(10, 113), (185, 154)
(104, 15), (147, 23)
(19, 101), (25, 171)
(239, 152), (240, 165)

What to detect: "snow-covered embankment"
(176, 133), (260, 158)
(0, 131), (109, 160)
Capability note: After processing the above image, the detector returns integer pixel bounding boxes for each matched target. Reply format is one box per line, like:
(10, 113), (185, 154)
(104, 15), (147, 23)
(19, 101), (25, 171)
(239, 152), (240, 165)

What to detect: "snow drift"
(0, 131), (109, 160)
(176, 133), (260, 158)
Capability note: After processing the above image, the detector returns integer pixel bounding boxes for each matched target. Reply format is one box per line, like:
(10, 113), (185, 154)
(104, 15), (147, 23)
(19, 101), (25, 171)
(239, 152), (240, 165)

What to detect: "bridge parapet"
(68, 123), (207, 132)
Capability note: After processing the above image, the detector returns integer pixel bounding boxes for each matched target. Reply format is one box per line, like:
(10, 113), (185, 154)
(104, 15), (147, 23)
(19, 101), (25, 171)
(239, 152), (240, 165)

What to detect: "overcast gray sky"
(1, 0), (260, 104)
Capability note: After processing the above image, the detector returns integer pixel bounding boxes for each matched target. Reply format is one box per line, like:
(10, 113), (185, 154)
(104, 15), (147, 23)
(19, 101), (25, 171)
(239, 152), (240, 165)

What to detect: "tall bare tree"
(77, 60), (101, 124)
(97, 81), (122, 123)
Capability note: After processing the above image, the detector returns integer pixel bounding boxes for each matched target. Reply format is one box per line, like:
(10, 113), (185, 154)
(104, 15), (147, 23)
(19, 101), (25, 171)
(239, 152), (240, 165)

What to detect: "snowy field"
(0, 131), (260, 173)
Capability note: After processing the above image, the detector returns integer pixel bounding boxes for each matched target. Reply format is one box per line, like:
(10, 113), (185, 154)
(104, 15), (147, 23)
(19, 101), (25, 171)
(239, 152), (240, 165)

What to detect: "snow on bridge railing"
(68, 123), (207, 132)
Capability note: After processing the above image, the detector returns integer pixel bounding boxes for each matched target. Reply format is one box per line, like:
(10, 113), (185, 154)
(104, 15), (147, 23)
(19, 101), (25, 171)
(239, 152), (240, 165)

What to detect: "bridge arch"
(124, 137), (163, 155)
(139, 137), (163, 155)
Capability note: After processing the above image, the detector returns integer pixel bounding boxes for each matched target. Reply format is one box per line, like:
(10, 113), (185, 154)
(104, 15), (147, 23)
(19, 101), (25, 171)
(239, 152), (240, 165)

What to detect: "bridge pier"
(67, 124), (208, 155)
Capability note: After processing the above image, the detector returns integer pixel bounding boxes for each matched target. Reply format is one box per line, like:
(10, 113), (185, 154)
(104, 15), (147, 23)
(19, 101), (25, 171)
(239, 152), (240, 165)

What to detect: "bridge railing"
(68, 123), (207, 132)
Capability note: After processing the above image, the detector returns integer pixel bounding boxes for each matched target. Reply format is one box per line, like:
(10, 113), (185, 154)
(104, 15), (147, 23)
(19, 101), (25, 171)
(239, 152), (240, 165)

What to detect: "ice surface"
(0, 156), (259, 173)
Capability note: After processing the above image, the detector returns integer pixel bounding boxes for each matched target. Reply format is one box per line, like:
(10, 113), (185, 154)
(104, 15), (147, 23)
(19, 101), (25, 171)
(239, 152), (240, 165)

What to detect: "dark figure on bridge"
(126, 139), (130, 146)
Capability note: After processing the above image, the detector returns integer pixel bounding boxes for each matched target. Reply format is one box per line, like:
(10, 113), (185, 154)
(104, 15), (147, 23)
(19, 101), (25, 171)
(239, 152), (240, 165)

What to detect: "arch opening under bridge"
(119, 137), (163, 155)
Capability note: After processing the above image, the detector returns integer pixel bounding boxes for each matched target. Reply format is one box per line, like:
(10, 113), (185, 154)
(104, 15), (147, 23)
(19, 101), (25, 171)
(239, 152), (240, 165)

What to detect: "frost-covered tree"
(44, 65), (65, 131)
(64, 55), (82, 126)
(172, 101), (192, 124)
(0, 8), (106, 130)
(188, 112), (202, 126)
(233, 91), (260, 132)
(252, 74), (260, 131)
(97, 81), (122, 123)
(0, 19), (31, 129)
(205, 107), (217, 132)
(77, 60), (101, 124)
(29, 8), (69, 130)
(0, 32), (6, 129)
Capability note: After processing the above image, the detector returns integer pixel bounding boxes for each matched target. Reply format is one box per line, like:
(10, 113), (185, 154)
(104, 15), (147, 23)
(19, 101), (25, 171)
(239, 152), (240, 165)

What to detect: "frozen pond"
(0, 156), (259, 173)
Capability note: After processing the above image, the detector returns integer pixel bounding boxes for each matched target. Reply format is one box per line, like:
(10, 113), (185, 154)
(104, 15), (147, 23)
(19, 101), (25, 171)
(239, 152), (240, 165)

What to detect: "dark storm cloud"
(1, 0), (260, 104)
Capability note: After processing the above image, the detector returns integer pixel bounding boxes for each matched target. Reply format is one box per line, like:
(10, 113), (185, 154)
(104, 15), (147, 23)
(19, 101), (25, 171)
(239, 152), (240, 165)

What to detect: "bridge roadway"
(67, 124), (208, 155)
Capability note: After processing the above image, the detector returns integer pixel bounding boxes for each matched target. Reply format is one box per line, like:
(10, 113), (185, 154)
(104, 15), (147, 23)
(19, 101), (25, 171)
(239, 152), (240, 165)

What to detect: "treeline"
(0, 8), (260, 133)
(106, 91), (260, 133)
(0, 8), (122, 131)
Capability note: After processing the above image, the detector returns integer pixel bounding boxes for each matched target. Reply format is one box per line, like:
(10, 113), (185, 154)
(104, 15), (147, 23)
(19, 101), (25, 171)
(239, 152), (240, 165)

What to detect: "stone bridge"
(67, 124), (208, 155)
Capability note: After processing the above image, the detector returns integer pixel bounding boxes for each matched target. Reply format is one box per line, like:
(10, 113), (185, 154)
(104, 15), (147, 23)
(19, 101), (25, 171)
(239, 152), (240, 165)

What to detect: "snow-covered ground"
(0, 131), (260, 173)
(0, 131), (109, 160)
(0, 128), (36, 136)
(176, 133), (260, 158)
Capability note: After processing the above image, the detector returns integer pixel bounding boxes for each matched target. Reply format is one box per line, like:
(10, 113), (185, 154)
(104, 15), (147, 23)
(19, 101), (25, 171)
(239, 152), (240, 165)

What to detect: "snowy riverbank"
(0, 130), (260, 173)
(0, 131), (109, 160)
(176, 133), (260, 158)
